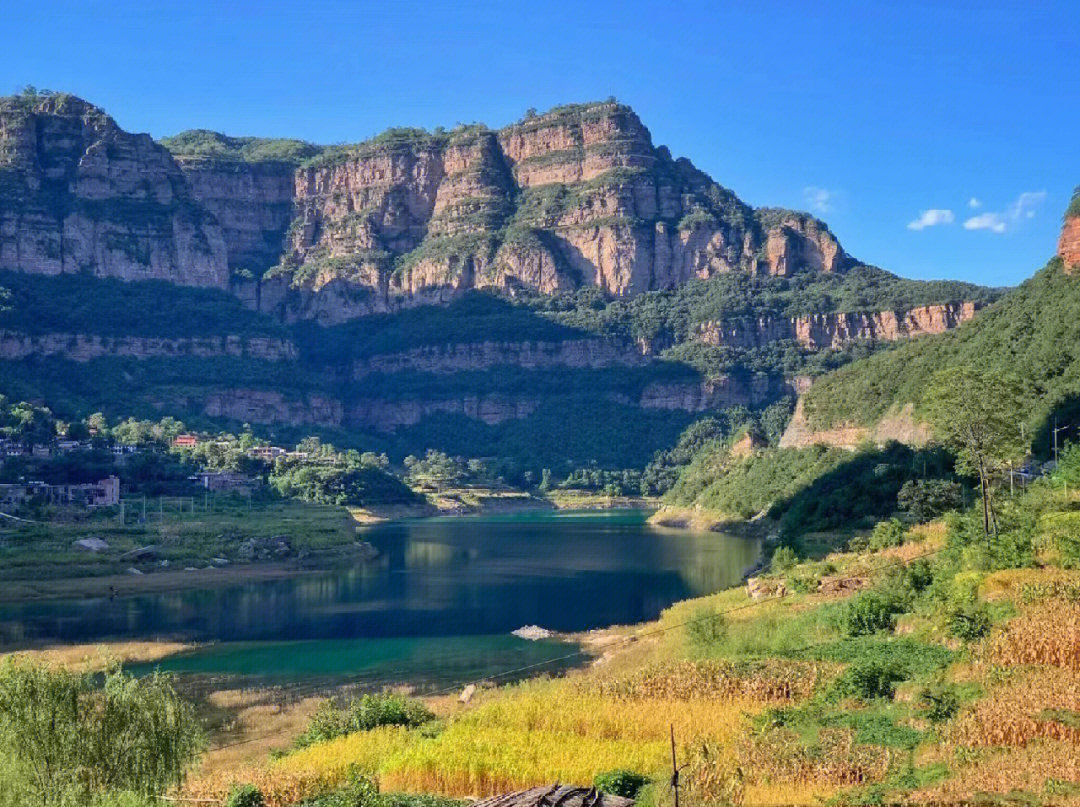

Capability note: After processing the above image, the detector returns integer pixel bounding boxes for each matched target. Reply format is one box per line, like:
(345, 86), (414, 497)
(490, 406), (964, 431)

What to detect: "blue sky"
(5, 0), (1077, 286)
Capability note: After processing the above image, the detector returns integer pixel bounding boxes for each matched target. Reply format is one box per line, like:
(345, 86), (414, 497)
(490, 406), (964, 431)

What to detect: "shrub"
(898, 479), (962, 523)
(841, 591), (903, 636)
(295, 694), (434, 749)
(948, 604), (991, 640)
(786, 571), (820, 594)
(306, 772), (380, 807)
(770, 546), (798, 575)
(594, 769), (650, 798)
(225, 784), (265, 807)
(868, 518), (906, 551)
(0, 659), (201, 806)
(833, 659), (907, 701)
(919, 685), (960, 722)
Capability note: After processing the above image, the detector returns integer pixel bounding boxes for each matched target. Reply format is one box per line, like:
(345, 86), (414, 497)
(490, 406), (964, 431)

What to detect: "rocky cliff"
(1059, 211), (1080, 272)
(695, 302), (980, 351)
(0, 93), (228, 287)
(174, 157), (295, 276)
(0, 330), (297, 362)
(160, 101), (852, 321)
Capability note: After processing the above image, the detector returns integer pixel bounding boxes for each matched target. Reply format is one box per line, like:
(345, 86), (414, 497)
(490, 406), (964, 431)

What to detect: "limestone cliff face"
(638, 374), (794, 411)
(0, 94), (228, 287)
(351, 338), (648, 378)
(779, 397), (931, 450)
(1059, 214), (1080, 273)
(0, 330), (297, 362)
(215, 102), (852, 319)
(174, 157), (294, 275)
(759, 210), (847, 276)
(696, 302), (979, 351)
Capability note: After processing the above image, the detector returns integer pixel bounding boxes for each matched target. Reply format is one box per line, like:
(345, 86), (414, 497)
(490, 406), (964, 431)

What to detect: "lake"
(0, 510), (759, 686)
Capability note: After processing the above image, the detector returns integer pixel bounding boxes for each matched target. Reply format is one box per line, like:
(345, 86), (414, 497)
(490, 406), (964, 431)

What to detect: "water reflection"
(0, 510), (759, 646)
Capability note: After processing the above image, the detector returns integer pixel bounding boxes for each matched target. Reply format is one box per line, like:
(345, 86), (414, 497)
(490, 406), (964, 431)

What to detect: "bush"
(770, 546), (798, 574)
(594, 769), (650, 798)
(0, 660), (201, 806)
(306, 772), (380, 807)
(868, 518), (906, 551)
(786, 571), (820, 594)
(294, 693), (435, 749)
(948, 604), (991, 640)
(833, 659), (907, 700)
(919, 685), (960, 722)
(898, 479), (962, 523)
(226, 785), (265, 807)
(841, 590), (903, 636)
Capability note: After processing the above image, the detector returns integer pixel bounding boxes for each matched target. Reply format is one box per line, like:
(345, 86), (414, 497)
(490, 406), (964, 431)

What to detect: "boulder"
(73, 537), (109, 553)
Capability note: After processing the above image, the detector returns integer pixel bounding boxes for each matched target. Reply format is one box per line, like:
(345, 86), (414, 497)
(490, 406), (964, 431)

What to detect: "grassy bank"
(0, 497), (362, 602)
(181, 479), (1080, 806)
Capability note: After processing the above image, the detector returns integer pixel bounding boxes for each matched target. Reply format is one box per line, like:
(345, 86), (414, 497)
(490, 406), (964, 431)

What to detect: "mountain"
(0, 90), (998, 479)
(161, 101), (854, 322)
(782, 191), (1080, 454)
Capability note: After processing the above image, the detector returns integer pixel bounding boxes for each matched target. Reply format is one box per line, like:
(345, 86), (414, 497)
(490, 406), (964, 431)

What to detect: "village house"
(0, 476), (120, 511)
(172, 434), (200, 448)
(189, 471), (253, 493)
(248, 445), (286, 462)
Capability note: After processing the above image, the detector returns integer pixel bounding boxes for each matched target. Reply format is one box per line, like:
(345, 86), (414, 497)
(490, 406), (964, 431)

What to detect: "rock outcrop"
(173, 157), (295, 276)
(0, 331), (297, 362)
(0, 93), (228, 287)
(351, 338), (648, 378)
(1059, 213), (1080, 273)
(168, 101), (852, 320)
(695, 302), (980, 351)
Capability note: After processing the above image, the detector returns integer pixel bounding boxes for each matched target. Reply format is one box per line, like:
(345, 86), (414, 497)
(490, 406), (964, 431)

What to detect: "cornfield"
(988, 600), (1080, 670)
(951, 667), (1080, 747)
(593, 659), (829, 703)
(183, 679), (758, 803)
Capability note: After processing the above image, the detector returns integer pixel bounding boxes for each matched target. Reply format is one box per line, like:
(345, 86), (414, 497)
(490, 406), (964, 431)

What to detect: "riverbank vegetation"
(157, 467), (1078, 806)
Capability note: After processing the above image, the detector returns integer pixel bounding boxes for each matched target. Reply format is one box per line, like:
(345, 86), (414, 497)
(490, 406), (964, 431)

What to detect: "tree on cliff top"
(925, 366), (1026, 536)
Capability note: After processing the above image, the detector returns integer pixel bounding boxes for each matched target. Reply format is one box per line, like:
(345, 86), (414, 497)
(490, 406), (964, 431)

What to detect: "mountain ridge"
(2, 91), (862, 323)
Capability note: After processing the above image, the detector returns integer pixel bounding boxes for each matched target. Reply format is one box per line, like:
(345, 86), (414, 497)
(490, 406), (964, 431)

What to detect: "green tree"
(925, 367), (1026, 536)
(0, 659), (202, 806)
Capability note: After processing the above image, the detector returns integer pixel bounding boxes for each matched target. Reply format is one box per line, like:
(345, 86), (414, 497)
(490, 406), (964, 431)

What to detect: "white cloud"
(962, 190), (1046, 234)
(907, 209), (955, 231)
(968, 197), (982, 209)
(963, 213), (1006, 233)
(803, 186), (833, 214)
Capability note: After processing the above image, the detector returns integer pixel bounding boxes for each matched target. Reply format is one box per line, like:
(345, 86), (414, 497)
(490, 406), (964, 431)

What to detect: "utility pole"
(669, 721), (678, 807)
(1053, 420), (1071, 466)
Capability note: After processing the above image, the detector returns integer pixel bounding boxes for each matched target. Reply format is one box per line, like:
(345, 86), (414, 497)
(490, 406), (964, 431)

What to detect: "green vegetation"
(801, 258), (1078, 443)
(294, 694), (435, 750)
(593, 769), (649, 798)
(926, 367), (1026, 536)
(160, 129), (323, 164)
(0, 270), (285, 338)
(0, 659), (201, 806)
(1066, 185), (1080, 219)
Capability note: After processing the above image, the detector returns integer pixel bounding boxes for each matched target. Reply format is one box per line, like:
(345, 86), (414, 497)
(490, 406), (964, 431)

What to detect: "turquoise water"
(1, 510), (759, 685)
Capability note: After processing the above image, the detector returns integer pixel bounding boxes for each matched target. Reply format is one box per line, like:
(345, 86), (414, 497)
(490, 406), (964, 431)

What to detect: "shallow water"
(1, 509), (759, 685)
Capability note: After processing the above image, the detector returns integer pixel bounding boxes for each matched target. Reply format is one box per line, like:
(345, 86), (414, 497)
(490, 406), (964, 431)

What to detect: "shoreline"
(350, 490), (659, 524)
(0, 560), (333, 605)
(0, 496), (667, 606)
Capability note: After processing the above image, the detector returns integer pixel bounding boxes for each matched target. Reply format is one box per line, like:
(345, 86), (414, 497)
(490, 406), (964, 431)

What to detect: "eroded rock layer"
(695, 303), (980, 351)
(0, 94), (228, 287)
